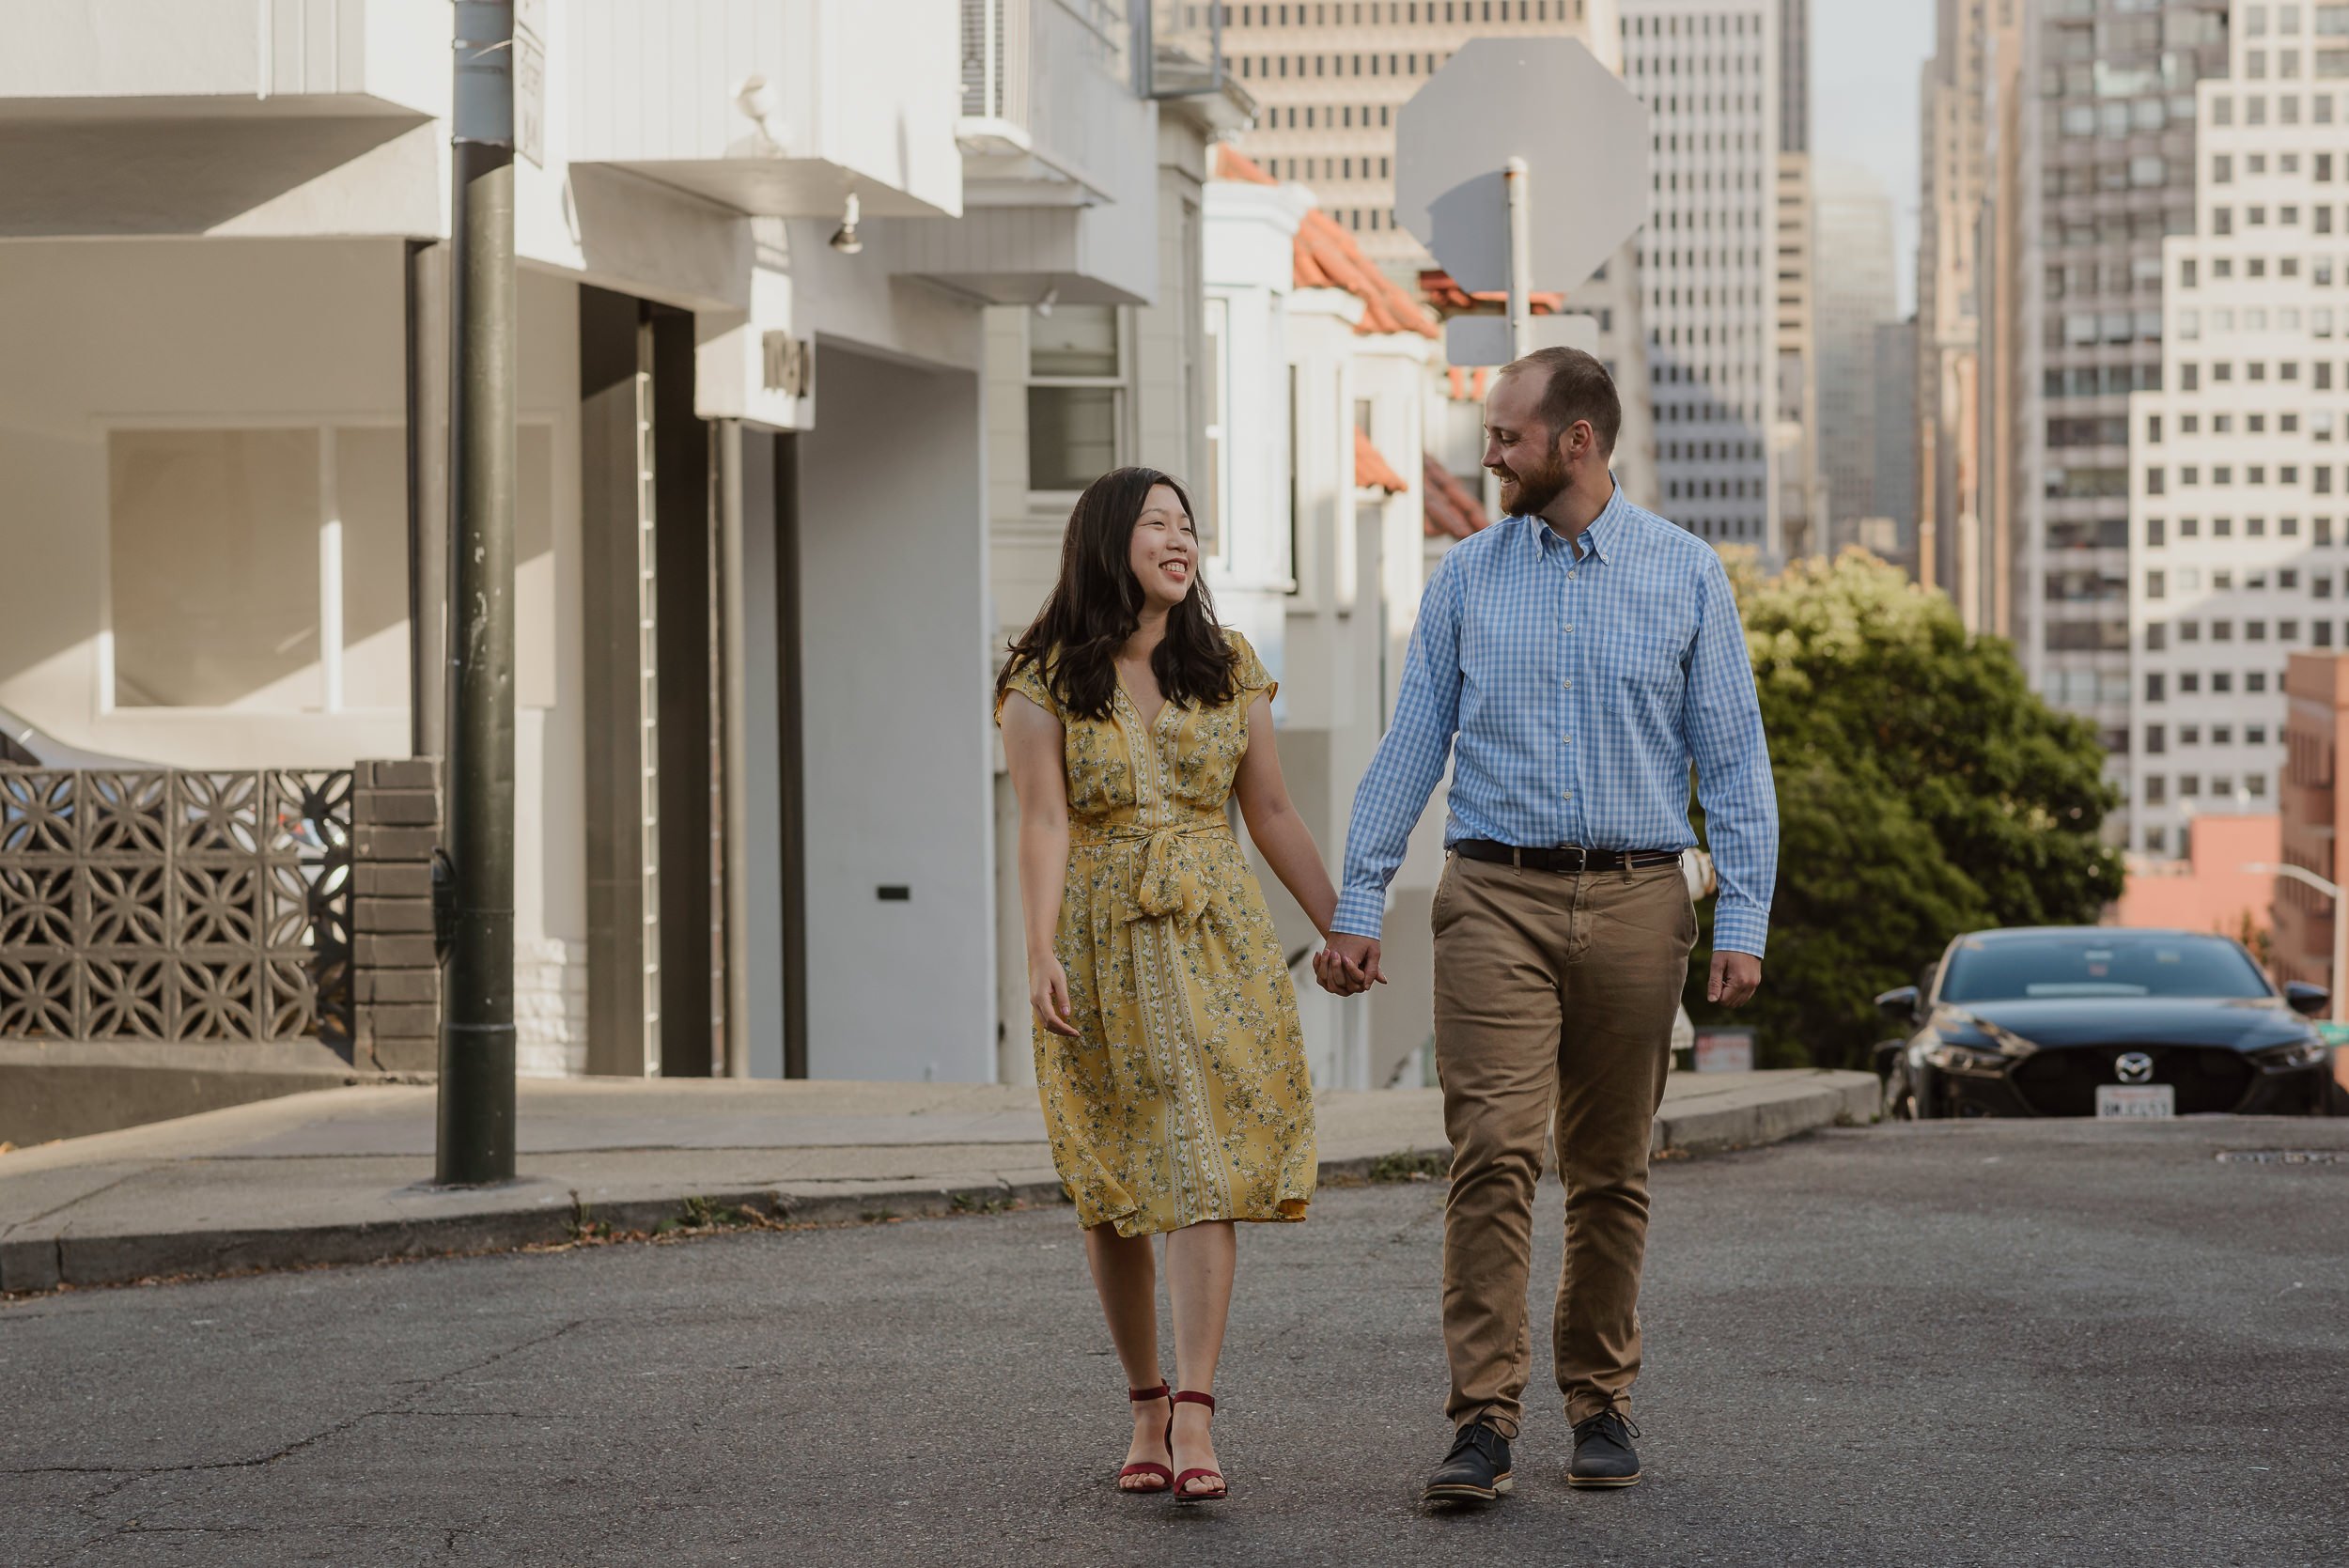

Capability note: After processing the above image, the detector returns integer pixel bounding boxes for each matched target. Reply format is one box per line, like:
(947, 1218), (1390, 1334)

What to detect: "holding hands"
(1312, 932), (1386, 998)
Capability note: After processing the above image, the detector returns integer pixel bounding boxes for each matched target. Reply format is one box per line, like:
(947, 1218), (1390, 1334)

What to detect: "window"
(1028, 305), (1124, 493)
(104, 424), (495, 713)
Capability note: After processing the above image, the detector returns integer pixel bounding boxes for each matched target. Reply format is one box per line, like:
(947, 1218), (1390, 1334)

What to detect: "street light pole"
(437, 0), (519, 1185)
(2244, 862), (2346, 1024)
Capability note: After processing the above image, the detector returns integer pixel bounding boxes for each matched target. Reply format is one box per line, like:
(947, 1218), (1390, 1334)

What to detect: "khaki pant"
(1431, 851), (1696, 1436)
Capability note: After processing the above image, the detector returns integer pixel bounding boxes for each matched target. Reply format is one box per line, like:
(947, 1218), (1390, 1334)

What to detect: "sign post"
(1504, 155), (1532, 359)
(1395, 39), (1652, 366)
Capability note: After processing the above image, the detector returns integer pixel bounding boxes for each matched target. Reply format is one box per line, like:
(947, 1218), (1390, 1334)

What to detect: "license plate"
(2095, 1085), (2175, 1119)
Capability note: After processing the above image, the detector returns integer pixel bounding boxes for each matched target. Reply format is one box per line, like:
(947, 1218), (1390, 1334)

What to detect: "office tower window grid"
(1621, 0), (1780, 551)
(2128, 3), (2349, 855)
(2030, 0), (2232, 807)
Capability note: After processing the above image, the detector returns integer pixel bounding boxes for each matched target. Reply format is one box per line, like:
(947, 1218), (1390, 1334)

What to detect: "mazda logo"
(2115, 1051), (2155, 1085)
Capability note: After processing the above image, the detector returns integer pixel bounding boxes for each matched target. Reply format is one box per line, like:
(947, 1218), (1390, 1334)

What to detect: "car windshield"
(1937, 934), (2272, 1002)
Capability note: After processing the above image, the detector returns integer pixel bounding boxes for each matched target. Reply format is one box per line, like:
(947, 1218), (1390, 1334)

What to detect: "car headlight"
(1922, 1040), (2009, 1074)
(2253, 1039), (2329, 1071)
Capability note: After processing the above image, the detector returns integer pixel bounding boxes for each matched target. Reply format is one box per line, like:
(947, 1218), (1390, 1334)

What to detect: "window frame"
(1022, 303), (1134, 501)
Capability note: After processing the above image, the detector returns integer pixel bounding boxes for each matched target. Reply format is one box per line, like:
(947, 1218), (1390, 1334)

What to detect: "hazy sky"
(1812, 0), (1934, 318)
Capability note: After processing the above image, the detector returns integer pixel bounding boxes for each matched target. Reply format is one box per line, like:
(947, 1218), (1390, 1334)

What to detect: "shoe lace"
(1574, 1409), (1641, 1446)
(1449, 1421), (1506, 1462)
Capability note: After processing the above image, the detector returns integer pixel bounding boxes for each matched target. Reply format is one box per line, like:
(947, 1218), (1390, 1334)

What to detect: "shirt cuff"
(1330, 887), (1387, 941)
(1710, 904), (1770, 960)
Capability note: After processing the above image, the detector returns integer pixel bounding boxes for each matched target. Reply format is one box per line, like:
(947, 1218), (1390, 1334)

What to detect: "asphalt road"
(5, 1117), (2347, 1568)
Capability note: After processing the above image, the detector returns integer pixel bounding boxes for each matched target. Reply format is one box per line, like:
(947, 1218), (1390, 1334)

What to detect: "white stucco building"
(0, 0), (1222, 1086)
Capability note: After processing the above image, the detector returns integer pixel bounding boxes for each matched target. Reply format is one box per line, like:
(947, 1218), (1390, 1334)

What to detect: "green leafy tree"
(1686, 551), (2125, 1069)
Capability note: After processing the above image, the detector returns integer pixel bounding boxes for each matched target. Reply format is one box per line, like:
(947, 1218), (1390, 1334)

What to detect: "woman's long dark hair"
(996, 467), (1238, 722)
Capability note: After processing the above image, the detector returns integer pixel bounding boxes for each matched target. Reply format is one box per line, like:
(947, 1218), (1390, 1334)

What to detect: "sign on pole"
(1396, 39), (1651, 363)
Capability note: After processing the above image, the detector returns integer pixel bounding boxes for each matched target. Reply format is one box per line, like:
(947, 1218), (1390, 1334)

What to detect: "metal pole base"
(435, 1020), (518, 1186)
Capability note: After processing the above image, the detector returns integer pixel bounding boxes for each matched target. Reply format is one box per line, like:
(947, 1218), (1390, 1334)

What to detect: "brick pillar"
(352, 759), (442, 1074)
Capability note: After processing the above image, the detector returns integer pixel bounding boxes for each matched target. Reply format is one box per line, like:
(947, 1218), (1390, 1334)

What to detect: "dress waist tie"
(1073, 815), (1233, 926)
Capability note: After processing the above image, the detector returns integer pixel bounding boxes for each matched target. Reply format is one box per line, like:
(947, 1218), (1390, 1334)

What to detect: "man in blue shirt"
(1315, 348), (1779, 1506)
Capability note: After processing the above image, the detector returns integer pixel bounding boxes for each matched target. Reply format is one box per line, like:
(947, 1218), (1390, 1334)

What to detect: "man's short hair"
(1501, 346), (1621, 457)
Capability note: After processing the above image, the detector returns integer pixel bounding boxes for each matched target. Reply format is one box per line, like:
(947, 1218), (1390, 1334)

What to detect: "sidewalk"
(0, 1069), (1877, 1294)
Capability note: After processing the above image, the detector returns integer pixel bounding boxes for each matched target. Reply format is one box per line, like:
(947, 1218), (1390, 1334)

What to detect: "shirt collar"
(1524, 474), (1625, 564)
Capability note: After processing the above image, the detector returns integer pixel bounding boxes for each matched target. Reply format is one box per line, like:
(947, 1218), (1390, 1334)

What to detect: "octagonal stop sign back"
(1395, 38), (1652, 297)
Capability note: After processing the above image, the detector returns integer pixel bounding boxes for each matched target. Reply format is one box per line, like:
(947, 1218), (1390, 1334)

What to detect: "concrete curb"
(1652, 1070), (1881, 1157)
(0, 1075), (1874, 1296)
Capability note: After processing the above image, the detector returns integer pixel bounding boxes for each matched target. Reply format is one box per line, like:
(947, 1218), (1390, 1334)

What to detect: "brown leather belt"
(1453, 840), (1682, 874)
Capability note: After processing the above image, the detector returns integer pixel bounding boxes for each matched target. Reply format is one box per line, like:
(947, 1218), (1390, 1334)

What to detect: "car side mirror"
(2284, 980), (2331, 1017)
(1875, 985), (1921, 1022)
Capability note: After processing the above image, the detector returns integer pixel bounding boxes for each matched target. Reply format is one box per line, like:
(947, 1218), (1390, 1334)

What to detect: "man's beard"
(1496, 449), (1568, 517)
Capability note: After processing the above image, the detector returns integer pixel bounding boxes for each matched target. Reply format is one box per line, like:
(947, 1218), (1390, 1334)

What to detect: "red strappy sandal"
(1170, 1389), (1228, 1504)
(1118, 1383), (1174, 1495)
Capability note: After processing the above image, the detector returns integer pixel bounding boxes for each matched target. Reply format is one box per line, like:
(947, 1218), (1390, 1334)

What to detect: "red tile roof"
(1215, 147), (1439, 340)
(1423, 456), (1489, 539)
(1418, 270), (1566, 316)
(1354, 427), (1408, 493)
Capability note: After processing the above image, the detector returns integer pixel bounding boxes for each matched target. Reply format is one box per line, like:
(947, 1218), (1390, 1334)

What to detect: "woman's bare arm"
(1229, 693), (1340, 938)
(999, 691), (1081, 1037)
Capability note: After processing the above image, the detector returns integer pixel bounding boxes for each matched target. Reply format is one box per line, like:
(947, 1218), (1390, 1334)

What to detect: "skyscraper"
(2128, 2), (2342, 858)
(1874, 318), (1921, 564)
(1776, 147), (1824, 558)
(1915, 0), (1985, 620)
(1620, 0), (1781, 554)
(2017, 0), (2231, 803)
(1813, 161), (1897, 551)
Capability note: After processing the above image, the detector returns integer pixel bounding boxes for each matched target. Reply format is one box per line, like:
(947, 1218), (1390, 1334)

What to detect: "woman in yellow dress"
(995, 466), (1340, 1505)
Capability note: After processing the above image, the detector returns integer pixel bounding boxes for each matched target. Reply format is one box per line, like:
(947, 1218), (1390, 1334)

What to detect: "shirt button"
(1563, 677), (1574, 689)
(1564, 623), (1576, 633)
(1563, 735), (1574, 744)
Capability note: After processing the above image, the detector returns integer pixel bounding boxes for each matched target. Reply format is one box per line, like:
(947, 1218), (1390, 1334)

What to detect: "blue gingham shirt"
(1332, 484), (1780, 956)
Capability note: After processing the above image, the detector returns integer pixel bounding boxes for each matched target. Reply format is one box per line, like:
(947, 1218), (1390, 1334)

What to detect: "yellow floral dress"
(996, 630), (1317, 1238)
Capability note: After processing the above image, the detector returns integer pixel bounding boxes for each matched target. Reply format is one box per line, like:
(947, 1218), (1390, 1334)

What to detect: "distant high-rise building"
(1873, 318), (1920, 564)
(1621, 0), (1781, 555)
(1775, 149), (1824, 559)
(1812, 161), (1896, 551)
(2127, 4), (2341, 860)
(2017, 0), (2231, 817)
(1915, 0), (1986, 621)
